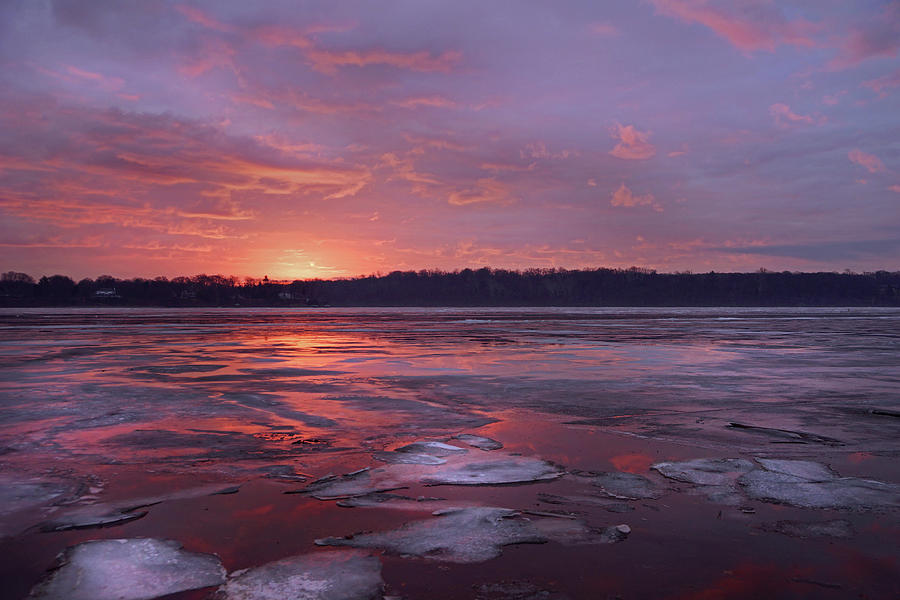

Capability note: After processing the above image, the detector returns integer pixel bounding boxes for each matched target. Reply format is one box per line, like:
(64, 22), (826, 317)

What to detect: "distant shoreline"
(3, 268), (899, 307)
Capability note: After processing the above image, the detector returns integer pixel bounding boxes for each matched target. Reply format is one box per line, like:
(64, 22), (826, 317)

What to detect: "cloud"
(178, 35), (236, 77)
(65, 66), (125, 91)
(713, 238), (900, 261)
(609, 124), (656, 160)
(769, 103), (821, 127)
(863, 69), (900, 97)
(304, 48), (461, 75)
(392, 95), (459, 109)
(610, 183), (662, 211)
(848, 149), (885, 173)
(589, 22), (618, 36)
(520, 142), (574, 160)
(0, 97), (371, 238)
(379, 152), (440, 187)
(448, 178), (516, 206)
(251, 25), (313, 49)
(173, 5), (460, 76)
(650, 0), (817, 52)
(828, 3), (900, 69)
(175, 5), (235, 33)
(889, 185), (900, 193)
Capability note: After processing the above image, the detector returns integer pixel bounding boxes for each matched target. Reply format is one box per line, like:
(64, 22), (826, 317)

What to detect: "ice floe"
(651, 458), (755, 486)
(316, 506), (628, 563)
(28, 538), (225, 600)
(394, 441), (468, 456)
(39, 507), (148, 532)
(454, 433), (503, 451)
(300, 468), (407, 500)
(653, 457), (900, 510)
(316, 506), (545, 563)
(738, 466), (900, 509)
(422, 458), (563, 486)
(372, 451), (446, 465)
(217, 550), (383, 600)
(571, 471), (660, 500)
(0, 476), (84, 536)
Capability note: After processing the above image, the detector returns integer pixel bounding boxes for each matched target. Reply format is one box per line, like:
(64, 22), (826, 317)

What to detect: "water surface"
(1, 308), (898, 599)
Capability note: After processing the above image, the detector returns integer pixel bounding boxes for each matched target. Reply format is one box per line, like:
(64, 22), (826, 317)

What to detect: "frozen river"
(1, 308), (898, 599)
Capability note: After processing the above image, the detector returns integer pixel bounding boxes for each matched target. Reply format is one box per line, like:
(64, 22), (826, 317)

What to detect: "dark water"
(1, 308), (898, 599)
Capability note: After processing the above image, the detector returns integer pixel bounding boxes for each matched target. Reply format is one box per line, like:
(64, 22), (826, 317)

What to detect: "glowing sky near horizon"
(1, 0), (898, 279)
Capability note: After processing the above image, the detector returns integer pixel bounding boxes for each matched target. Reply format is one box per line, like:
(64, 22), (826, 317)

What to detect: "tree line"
(2, 267), (899, 307)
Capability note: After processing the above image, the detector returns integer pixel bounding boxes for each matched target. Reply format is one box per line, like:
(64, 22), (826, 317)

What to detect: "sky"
(1, 0), (899, 280)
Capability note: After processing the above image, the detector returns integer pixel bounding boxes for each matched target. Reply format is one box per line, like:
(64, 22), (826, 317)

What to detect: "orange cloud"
(610, 183), (661, 211)
(379, 153), (440, 186)
(609, 124), (656, 160)
(650, 0), (817, 52)
(448, 178), (516, 206)
(848, 149), (885, 173)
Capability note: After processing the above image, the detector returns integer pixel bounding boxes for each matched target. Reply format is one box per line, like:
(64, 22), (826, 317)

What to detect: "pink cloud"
(829, 4), (900, 69)
(589, 22), (618, 36)
(392, 95), (459, 109)
(769, 103), (819, 127)
(863, 69), (900, 96)
(251, 25), (313, 50)
(174, 6), (459, 77)
(848, 149), (885, 173)
(65, 66), (125, 91)
(175, 5), (236, 33)
(178, 36), (236, 77)
(610, 183), (662, 211)
(889, 185), (900, 193)
(650, 0), (817, 52)
(304, 48), (461, 75)
(609, 124), (656, 160)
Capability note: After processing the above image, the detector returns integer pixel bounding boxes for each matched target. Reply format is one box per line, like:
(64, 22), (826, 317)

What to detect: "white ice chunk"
(28, 538), (225, 600)
(754, 458), (837, 481)
(302, 468), (407, 500)
(316, 506), (628, 563)
(454, 434), (504, 451)
(577, 471), (660, 500)
(422, 458), (563, 486)
(394, 441), (468, 456)
(218, 550), (383, 600)
(651, 459), (755, 486)
(316, 507), (546, 563)
(373, 451), (446, 465)
(738, 470), (900, 509)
